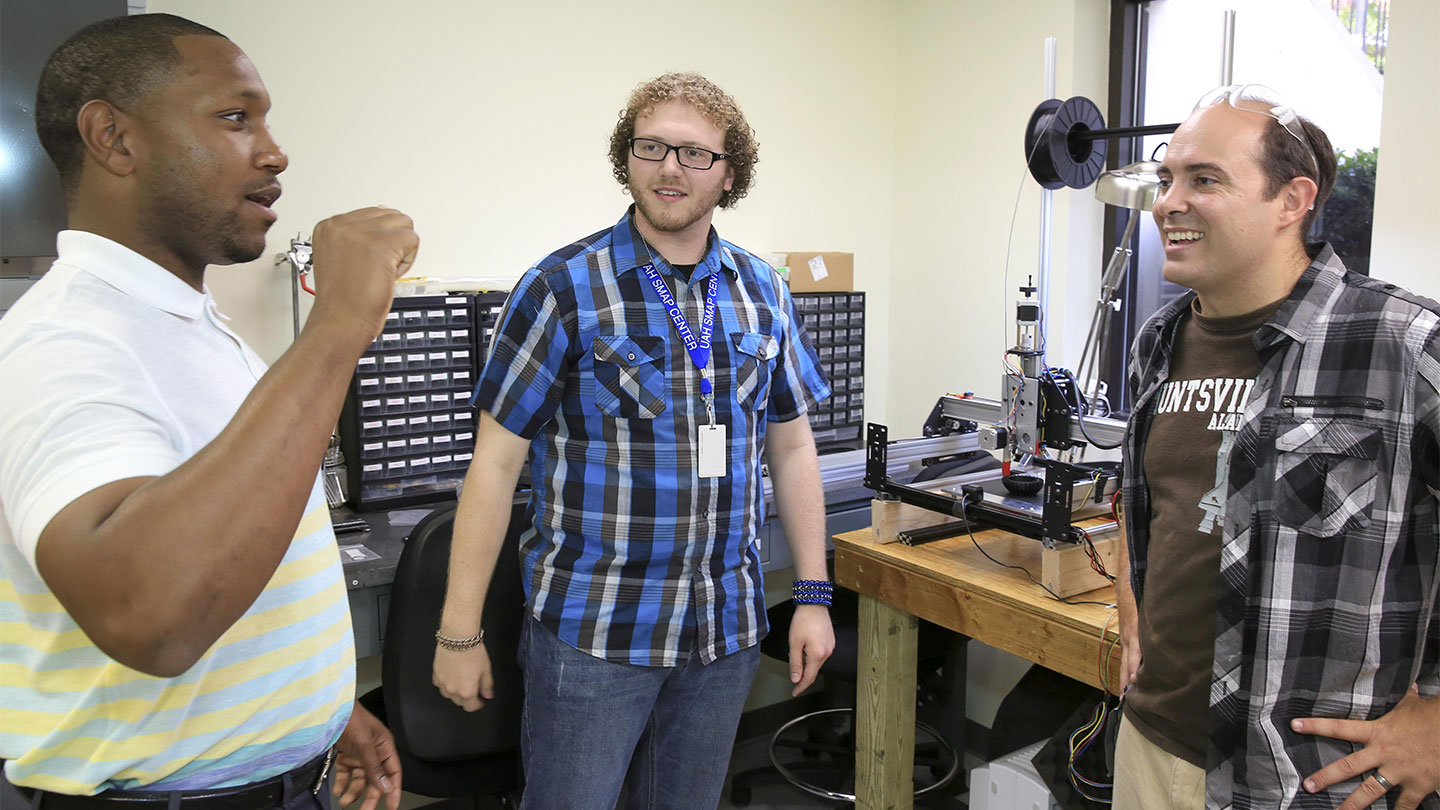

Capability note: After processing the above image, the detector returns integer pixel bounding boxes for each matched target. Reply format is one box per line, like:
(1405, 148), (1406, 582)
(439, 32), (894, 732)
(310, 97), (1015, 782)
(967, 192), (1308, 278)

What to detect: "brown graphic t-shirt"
(1125, 297), (1281, 766)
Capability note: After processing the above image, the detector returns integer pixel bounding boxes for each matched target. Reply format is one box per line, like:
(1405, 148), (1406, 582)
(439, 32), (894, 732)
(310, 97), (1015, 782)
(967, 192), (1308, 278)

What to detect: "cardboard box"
(774, 252), (855, 293)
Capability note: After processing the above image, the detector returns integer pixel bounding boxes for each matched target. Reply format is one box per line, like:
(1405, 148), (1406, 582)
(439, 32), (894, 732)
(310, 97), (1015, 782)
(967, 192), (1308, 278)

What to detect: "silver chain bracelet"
(435, 627), (485, 650)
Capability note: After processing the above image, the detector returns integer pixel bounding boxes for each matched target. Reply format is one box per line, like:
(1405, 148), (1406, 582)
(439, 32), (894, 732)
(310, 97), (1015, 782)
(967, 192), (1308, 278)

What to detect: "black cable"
(958, 499), (1115, 608)
(1053, 368), (1123, 450)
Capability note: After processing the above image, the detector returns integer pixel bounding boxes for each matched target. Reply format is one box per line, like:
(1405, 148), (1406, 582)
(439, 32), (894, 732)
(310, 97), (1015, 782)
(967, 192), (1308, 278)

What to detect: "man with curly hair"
(434, 72), (835, 809)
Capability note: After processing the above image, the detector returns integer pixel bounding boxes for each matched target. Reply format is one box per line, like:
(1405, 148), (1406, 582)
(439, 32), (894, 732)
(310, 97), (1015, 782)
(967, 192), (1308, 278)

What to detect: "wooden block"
(1041, 527), (1121, 598)
(855, 593), (918, 810)
(869, 496), (959, 544)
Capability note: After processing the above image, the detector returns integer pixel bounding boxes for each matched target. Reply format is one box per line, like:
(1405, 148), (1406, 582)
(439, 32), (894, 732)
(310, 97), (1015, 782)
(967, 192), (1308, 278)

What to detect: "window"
(1100, 0), (1386, 412)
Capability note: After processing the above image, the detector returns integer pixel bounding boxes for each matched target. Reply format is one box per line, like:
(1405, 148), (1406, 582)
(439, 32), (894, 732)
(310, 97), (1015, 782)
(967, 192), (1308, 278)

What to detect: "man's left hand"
(1293, 684), (1440, 810)
(788, 604), (835, 697)
(332, 701), (403, 810)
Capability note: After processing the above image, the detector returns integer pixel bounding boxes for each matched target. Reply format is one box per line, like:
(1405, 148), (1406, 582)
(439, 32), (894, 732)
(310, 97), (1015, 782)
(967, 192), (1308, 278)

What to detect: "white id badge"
(699, 424), (727, 478)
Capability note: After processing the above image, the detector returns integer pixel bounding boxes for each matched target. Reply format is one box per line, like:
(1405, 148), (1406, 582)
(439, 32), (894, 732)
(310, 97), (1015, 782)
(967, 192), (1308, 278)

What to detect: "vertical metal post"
(1038, 37), (1057, 331)
(1220, 9), (1236, 85)
(290, 264), (301, 339)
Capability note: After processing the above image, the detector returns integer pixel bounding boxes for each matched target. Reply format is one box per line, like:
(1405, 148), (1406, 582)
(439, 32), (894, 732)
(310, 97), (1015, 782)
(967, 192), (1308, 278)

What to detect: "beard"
(142, 161), (271, 269)
(629, 179), (726, 234)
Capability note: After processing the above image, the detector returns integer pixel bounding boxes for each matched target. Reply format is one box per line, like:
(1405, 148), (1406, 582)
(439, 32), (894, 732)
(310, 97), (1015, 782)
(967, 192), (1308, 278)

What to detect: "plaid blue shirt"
(1122, 244), (1440, 810)
(473, 209), (830, 666)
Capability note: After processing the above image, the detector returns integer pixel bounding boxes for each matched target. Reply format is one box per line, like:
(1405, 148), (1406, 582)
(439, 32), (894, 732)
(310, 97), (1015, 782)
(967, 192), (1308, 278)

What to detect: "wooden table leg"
(855, 593), (919, 810)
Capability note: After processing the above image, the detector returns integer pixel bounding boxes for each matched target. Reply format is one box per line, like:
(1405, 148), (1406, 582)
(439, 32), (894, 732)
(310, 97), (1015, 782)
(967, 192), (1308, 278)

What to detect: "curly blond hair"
(609, 73), (758, 209)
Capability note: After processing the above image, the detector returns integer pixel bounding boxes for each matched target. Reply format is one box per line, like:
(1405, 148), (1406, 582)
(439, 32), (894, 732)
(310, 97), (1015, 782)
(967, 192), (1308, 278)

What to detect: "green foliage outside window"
(1316, 146), (1378, 275)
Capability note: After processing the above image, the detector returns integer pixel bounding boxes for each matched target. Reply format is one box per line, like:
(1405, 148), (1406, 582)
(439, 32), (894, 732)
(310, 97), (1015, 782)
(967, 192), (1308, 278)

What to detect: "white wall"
(1371, 0), (1440, 299)
(888, 0), (1110, 433)
(151, 0), (900, 425)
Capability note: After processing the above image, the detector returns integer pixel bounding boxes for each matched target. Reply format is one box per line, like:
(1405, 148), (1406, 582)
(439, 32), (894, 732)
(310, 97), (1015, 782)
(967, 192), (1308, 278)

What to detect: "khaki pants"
(1112, 714), (1205, 810)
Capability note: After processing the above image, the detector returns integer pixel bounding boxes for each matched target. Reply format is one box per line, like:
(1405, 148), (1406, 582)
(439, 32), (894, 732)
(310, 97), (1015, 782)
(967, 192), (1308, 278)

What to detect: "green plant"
(1316, 146), (1377, 275)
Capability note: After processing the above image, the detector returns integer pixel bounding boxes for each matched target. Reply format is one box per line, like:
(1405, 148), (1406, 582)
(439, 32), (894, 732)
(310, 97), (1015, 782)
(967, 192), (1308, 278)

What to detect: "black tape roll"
(1024, 95), (1108, 190)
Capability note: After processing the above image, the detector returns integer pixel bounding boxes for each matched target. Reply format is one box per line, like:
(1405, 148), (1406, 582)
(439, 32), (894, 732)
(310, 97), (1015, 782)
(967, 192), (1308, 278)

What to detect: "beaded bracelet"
(435, 628), (486, 650)
(793, 579), (834, 606)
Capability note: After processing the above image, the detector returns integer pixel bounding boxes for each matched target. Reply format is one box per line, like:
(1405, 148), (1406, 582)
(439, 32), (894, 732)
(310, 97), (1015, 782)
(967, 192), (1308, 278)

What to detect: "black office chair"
(357, 499), (530, 806)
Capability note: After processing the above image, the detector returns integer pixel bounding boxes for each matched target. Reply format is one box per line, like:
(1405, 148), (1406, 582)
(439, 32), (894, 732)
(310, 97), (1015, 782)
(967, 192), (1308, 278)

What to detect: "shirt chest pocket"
(1273, 416), (1380, 537)
(731, 332), (780, 412)
(592, 334), (668, 419)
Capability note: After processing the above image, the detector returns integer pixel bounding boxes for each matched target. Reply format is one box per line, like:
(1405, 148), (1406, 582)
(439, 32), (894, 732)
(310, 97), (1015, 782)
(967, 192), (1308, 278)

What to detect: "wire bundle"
(1067, 700), (1116, 803)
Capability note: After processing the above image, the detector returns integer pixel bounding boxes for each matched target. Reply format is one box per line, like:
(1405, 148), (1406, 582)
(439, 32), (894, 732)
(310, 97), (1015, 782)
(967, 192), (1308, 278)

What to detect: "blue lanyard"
(641, 263), (719, 416)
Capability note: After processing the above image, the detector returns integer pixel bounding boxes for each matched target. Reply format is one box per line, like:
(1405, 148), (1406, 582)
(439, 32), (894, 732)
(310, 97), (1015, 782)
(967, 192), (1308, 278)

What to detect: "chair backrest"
(381, 498), (530, 761)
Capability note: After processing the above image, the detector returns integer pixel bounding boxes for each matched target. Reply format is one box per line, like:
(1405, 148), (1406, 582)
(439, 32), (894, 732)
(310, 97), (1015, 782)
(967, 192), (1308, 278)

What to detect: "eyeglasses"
(1194, 84), (1318, 175)
(630, 138), (728, 171)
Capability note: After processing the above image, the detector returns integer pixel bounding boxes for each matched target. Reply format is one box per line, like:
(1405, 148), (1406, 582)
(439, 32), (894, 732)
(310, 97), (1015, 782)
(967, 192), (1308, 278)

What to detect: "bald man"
(1114, 87), (1439, 810)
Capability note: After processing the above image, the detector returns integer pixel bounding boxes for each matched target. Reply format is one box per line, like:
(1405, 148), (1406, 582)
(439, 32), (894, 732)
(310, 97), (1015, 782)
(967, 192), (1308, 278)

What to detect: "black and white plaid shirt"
(1122, 244), (1440, 810)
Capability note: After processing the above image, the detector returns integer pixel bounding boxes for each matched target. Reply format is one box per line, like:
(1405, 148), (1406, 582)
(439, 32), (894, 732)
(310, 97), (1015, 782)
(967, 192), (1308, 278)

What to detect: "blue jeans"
(517, 616), (761, 810)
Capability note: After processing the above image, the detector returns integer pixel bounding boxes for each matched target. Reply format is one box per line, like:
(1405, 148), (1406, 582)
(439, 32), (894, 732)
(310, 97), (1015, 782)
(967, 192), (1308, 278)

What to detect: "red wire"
(300, 271), (316, 295)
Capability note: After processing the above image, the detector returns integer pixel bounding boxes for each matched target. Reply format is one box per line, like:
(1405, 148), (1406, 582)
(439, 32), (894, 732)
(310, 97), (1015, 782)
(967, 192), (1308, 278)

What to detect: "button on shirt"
(473, 210), (830, 666)
(1121, 244), (1440, 810)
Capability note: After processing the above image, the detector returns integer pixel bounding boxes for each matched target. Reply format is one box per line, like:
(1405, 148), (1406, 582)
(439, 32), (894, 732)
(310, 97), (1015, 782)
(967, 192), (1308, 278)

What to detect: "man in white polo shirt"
(0, 13), (417, 810)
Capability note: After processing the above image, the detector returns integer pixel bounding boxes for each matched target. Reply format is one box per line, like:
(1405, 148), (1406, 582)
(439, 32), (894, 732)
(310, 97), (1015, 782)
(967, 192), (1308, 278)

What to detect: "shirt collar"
(1150, 243), (1347, 353)
(55, 230), (213, 321)
(1256, 242), (1346, 349)
(609, 206), (739, 282)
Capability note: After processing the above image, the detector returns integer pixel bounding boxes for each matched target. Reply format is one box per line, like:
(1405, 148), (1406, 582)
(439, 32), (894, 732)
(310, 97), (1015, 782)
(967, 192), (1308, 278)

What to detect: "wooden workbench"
(833, 521), (1122, 809)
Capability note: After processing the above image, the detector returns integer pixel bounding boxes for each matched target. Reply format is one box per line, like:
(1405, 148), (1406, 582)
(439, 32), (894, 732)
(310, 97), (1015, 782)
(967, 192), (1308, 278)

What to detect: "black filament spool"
(1023, 95), (1108, 190)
